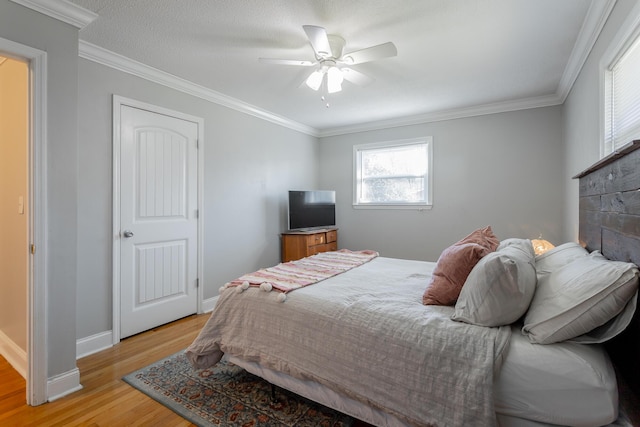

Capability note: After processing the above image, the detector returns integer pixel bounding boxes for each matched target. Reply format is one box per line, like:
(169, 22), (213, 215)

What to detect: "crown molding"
(79, 40), (564, 139)
(78, 41), (319, 137)
(320, 0), (616, 138)
(318, 94), (564, 137)
(555, 0), (617, 102)
(76, 0), (614, 139)
(10, 0), (97, 29)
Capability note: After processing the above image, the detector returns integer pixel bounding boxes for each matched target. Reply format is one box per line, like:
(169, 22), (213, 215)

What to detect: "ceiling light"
(259, 25), (396, 96)
(305, 69), (324, 91)
(327, 67), (344, 93)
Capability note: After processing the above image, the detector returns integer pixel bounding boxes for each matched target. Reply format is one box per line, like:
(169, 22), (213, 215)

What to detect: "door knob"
(122, 230), (134, 238)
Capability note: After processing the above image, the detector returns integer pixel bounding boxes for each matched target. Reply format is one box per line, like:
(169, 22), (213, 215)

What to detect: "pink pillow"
(457, 225), (499, 251)
(422, 227), (498, 306)
(423, 242), (492, 305)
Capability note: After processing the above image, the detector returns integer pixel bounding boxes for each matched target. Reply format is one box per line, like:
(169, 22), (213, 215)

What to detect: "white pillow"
(452, 239), (536, 326)
(523, 251), (639, 344)
(534, 242), (588, 281)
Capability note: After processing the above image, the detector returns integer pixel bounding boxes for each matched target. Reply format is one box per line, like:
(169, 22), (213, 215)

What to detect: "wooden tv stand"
(281, 228), (338, 262)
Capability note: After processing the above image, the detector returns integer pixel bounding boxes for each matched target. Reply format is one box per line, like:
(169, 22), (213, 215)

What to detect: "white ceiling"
(67, 0), (608, 135)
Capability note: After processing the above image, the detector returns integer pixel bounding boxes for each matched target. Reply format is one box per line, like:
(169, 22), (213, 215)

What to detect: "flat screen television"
(288, 190), (336, 231)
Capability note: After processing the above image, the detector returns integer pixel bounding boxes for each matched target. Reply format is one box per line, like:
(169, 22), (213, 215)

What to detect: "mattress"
(495, 325), (618, 426)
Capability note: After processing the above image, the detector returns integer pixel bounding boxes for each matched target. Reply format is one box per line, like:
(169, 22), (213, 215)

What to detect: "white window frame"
(600, 2), (640, 158)
(353, 137), (433, 210)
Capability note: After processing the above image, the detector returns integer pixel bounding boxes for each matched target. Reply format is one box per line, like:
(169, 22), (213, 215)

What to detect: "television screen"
(288, 190), (336, 231)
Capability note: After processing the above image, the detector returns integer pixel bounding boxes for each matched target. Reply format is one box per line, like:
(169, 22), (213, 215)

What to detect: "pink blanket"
(227, 249), (378, 293)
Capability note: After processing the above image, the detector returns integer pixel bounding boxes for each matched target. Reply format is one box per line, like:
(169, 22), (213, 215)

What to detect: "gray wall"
(319, 106), (565, 262)
(76, 58), (319, 339)
(562, 0), (638, 242)
(0, 1), (79, 377)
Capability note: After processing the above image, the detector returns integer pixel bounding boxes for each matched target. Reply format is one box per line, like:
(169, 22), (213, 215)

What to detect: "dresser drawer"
(307, 244), (326, 256)
(308, 242), (337, 256)
(307, 233), (326, 246)
(281, 229), (339, 262)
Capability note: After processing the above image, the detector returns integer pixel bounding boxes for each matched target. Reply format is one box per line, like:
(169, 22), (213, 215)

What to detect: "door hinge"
(195, 209), (199, 218)
(30, 244), (36, 254)
(196, 278), (200, 288)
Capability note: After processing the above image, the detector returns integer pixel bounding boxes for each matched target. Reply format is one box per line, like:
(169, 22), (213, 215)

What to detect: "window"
(353, 137), (432, 209)
(602, 12), (640, 156)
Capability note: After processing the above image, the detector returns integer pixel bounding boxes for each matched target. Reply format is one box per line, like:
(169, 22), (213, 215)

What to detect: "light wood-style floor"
(0, 313), (210, 427)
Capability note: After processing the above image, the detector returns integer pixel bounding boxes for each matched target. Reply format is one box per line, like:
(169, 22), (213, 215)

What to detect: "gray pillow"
(523, 251), (639, 344)
(453, 239), (536, 326)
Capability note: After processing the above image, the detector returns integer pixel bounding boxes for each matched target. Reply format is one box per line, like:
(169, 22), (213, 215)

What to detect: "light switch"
(18, 196), (24, 214)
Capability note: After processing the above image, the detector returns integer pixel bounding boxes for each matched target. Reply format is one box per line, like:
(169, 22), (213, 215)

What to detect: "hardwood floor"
(0, 314), (209, 427)
(1, 314), (373, 427)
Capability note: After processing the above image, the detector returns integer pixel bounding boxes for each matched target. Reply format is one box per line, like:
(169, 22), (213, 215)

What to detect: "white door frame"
(0, 38), (48, 405)
(112, 95), (204, 344)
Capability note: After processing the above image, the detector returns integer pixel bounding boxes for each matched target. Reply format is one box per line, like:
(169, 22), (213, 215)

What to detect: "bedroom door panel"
(119, 105), (198, 338)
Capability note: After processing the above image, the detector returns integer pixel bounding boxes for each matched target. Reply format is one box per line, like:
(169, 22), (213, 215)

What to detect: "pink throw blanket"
(227, 249), (378, 294)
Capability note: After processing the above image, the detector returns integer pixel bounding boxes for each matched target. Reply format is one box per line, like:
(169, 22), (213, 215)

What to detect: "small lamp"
(532, 236), (554, 255)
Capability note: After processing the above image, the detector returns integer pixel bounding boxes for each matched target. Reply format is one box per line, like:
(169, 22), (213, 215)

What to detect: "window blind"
(606, 35), (640, 155)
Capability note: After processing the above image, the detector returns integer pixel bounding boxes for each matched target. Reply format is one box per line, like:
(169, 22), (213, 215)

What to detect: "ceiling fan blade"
(303, 25), (332, 58)
(259, 58), (316, 66)
(342, 42), (397, 65)
(341, 67), (375, 86)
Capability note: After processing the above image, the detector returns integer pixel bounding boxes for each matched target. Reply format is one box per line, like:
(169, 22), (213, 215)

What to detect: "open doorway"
(0, 37), (48, 406)
(0, 55), (29, 399)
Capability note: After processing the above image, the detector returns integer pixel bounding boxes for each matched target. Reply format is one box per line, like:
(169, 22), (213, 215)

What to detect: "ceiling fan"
(259, 25), (397, 94)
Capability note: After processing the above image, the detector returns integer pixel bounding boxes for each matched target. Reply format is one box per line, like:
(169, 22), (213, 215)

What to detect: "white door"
(119, 105), (199, 338)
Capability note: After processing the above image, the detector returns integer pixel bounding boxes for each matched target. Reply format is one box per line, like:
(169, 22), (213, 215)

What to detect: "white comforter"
(186, 257), (511, 427)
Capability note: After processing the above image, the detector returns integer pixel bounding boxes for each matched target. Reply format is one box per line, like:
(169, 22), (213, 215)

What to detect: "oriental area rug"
(123, 351), (355, 427)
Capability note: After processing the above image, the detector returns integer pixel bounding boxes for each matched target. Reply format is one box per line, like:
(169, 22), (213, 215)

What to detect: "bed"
(186, 140), (640, 427)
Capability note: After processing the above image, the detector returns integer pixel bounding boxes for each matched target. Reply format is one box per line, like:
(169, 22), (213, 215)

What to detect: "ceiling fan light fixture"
(305, 69), (324, 91)
(264, 25), (397, 97)
(327, 66), (343, 93)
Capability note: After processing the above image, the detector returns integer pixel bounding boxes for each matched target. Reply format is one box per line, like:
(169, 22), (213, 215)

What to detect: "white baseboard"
(76, 330), (113, 359)
(202, 296), (219, 313)
(1, 331), (83, 402)
(0, 329), (27, 379)
(76, 298), (216, 360)
(47, 367), (82, 401)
